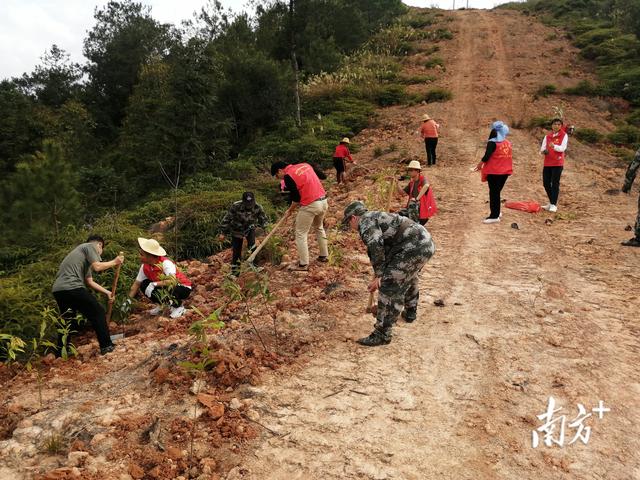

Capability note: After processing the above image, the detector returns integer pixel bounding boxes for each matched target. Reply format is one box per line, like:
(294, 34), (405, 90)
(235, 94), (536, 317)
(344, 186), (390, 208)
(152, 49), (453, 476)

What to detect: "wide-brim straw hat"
(422, 114), (431, 121)
(407, 160), (422, 170)
(138, 237), (166, 256)
(341, 137), (350, 144)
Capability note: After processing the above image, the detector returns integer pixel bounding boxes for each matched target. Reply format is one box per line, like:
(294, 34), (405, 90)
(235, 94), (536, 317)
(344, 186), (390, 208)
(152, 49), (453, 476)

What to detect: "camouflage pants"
(374, 225), (435, 335)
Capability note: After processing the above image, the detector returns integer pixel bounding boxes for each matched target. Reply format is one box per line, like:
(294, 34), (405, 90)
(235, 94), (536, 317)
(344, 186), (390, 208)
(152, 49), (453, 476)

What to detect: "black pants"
(140, 279), (192, 307)
(424, 138), (438, 165)
(487, 174), (509, 219)
(53, 288), (112, 350)
(542, 166), (563, 205)
(333, 157), (346, 183)
(231, 230), (256, 270)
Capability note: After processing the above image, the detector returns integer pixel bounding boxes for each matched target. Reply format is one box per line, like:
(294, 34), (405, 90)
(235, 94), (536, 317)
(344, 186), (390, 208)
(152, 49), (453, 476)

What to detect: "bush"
(397, 74), (435, 85)
(535, 84), (558, 97)
(563, 80), (601, 96)
(607, 125), (640, 145)
(422, 88), (453, 103)
(373, 84), (407, 106)
(627, 110), (640, 127)
(574, 128), (603, 144)
(528, 116), (554, 129)
(424, 56), (444, 68)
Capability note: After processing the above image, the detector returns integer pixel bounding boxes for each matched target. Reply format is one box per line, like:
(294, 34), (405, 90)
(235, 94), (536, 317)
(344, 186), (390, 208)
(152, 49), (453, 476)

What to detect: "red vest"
(482, 140), (513, 180)
(143, 257), (192, 287)
(407, 175), (438, 219)
(544, 131), (566, 167)
(284, 163), (326, 206)
(333, 144), (352, 160)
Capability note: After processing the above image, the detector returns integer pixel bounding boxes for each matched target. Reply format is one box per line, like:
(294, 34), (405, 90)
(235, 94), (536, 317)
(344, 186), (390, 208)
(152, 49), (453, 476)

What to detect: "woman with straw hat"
(332, 137), (355, 184)
(127, 237), (193, 318)
(401, 160), (438, 225)
(420, 114), (440, 166)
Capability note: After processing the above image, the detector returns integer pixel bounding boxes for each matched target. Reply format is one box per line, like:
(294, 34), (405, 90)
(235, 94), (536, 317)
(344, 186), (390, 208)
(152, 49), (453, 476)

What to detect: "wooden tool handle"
(106, 251), (124, 323)
(245, 214), (288, 265)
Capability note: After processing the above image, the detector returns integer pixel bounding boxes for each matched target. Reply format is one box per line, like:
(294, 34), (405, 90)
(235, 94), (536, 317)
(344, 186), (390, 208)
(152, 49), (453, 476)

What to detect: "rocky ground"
(1, 7), (639, 480)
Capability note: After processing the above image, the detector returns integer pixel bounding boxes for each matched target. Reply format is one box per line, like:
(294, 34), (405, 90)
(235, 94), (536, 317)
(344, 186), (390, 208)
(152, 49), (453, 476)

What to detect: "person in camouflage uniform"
(342, 201), (436, 346)
(622, 147), (640, 247)
(218, 192), (269, 271)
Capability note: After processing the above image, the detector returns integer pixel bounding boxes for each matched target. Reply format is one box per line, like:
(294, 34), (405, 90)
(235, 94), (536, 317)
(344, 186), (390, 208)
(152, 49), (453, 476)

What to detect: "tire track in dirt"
(230, 8), (640, 480)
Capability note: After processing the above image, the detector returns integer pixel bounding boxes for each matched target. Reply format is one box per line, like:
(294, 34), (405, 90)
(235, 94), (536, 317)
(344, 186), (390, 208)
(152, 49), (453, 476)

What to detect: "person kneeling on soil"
(52, 235), (124, 356)
(127, 237), (193, 318)
(342, 201), (436, 346)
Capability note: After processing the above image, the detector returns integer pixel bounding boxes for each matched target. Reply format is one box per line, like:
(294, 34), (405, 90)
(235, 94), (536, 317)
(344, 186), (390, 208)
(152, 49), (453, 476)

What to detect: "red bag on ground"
(504, 201), (542, 213)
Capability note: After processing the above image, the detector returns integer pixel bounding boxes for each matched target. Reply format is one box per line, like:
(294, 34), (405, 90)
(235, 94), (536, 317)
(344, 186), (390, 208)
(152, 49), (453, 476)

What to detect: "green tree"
(83, 0), (173, 140)
(3, 140), (81, 244)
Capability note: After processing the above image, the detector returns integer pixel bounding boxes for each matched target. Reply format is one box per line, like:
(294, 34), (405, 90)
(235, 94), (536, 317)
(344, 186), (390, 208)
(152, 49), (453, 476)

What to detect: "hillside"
(2, 7), (640, 480)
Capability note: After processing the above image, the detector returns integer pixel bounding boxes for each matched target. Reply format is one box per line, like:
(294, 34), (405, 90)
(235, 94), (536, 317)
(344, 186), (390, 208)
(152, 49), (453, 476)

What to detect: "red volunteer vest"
(482, 140), (513, 180)
(284, 163), (326, 206)
(407, 175), (438, 219)
(544, 131), (566, 167)
(143, 257), (192, 287)
(333, 144), (351, 160)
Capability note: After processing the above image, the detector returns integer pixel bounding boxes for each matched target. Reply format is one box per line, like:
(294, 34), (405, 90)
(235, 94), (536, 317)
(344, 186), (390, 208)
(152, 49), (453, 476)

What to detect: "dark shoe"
(317, 256), (329, 263)
(100, 345), (115, 355)
(357, 330), (391, 347)
(289, 263), (309, 271)
(621, 237), (640, 247)
(401, 310), (416, 323)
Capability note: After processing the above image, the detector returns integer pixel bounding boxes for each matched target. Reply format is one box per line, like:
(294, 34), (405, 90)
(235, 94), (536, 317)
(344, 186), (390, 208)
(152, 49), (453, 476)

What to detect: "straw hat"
(422, 114), (431, 121)
(407, 160), (422, 170)
(138, 237), (166, 256)
(341, 137), (350, 144)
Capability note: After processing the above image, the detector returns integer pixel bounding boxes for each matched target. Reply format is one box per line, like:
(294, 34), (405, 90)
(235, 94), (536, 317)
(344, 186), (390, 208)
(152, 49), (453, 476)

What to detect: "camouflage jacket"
(624, 148), (640, 192)
(219, 201), (268, 238)
(358, 210), (434, 277)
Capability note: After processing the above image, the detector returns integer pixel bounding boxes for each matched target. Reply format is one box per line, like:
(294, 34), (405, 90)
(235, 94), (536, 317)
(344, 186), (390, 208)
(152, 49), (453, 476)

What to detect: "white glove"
(144, 282), (157, 297)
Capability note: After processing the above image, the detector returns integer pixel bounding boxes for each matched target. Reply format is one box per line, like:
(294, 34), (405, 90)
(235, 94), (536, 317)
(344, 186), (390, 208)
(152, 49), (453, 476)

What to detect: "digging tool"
(386, 175), (398, 211)
(365, 291), (377, 317)
(245, 213), (288, 265)
(106, 251), (124, 324)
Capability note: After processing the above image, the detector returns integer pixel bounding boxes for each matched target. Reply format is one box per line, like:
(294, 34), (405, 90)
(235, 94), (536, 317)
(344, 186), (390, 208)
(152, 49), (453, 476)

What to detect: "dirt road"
(231, 10), (640, 480)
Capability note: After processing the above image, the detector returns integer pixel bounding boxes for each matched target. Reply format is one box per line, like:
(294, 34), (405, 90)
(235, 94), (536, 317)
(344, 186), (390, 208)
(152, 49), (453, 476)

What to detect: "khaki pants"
(295, 199), (329, 265)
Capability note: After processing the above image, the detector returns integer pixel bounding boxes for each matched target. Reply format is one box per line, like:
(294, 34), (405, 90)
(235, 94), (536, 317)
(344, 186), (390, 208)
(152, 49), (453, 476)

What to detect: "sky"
(0, 0), (515, 81)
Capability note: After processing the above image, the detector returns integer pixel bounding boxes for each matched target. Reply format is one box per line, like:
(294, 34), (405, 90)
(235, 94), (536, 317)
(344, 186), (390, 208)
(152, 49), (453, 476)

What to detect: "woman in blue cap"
(474, 121), (512, 224)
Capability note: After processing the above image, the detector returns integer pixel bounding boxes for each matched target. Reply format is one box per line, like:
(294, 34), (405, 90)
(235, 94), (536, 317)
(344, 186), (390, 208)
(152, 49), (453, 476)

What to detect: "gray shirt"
(52, 243), (101, 292)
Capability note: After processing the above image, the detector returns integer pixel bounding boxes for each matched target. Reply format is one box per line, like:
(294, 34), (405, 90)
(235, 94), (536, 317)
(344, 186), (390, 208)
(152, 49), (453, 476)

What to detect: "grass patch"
(397, 74), (435, 85)
(574, 128), (603, 144)
(527, 116), (554, 129)
(424, 56), (445, 68)
(535, 84), (558, 98)
(607, 125), (640, 145)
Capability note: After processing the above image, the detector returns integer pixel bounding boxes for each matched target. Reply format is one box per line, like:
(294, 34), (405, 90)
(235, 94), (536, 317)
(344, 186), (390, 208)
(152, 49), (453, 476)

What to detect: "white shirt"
(540, 132), (568, 153)
(135, 260), (177, 282)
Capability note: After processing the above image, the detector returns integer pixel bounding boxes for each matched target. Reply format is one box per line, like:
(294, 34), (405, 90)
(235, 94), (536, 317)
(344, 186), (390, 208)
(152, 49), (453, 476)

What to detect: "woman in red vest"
(127, 237), (192, 318)
(474, 121), (512, 224)
(333, 137), (354, 184)
(420, 114), (440, 166)
(539, 118), (568, 213)
(401, 160), (438, 225)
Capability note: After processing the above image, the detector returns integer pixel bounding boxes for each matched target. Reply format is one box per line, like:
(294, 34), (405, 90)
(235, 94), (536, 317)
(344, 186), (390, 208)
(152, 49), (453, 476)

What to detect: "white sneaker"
(549, 204), (557, 213)
(542, 204), (551, 211)
(169, 306), (186, 319)
(148, 306), (162, 316)
(483, 217), (500, 224)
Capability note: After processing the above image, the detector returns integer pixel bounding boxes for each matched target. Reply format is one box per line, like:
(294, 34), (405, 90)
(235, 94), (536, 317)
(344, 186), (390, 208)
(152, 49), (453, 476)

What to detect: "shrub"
(397, 74), (435, 85)
(422, 88), (453, 103)
(528, 116), (554, 129)
(563, 80), (601, 96)
(627, 110), (640, 127)
(425, 56), (444, 68)
(574, 128), (603, 144)
(535, 84), (557, 97)
(607, 125), (640, 145)
(373, 84), (407, 106)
